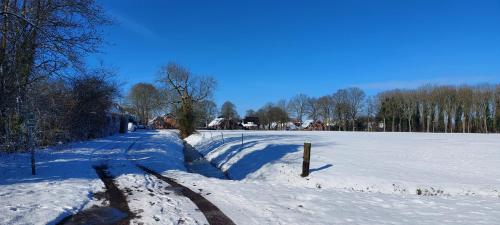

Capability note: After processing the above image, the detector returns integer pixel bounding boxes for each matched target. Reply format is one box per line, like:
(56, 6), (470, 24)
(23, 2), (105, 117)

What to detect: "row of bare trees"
(286, 87), (366, 131)
(245, 84), (499, 133)
(376, 84), (500, 133)
(0, 0), (116, 152)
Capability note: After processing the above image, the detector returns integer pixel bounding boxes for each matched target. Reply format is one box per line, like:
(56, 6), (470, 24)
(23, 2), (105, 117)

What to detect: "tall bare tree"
(401, 90), (416, 132)
(306, 97), (320, 121)
(332, 89), (350, 131)
(158, 63), (216, 138)
(346, 87), (366, 131)
(366, 96), (378, 131)
(287, 94), (308, 123)
(317, 95), (333, 130)
(220, 101), (238, 129)
(127, 83), (164, 125)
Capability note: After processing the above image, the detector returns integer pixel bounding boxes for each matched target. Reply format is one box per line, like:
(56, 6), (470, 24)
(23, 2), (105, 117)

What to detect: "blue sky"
(90, 0), (500, 115)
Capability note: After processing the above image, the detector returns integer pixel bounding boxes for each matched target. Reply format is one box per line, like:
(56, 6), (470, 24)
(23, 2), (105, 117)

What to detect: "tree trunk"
(383, 117), (386, 132)
(408, 119), (412, 132)
(484, 118), (488, 133)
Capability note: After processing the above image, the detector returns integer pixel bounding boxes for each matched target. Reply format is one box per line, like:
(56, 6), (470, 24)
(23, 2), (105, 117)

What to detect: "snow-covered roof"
(242, 122), (258, 128)
(208, 118), (225, 127)
(287, 122), (298, 130)
(301, 119), (314, 128)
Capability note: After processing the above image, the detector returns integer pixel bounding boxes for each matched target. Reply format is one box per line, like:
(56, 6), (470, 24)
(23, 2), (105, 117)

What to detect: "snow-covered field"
(182, 130), (500, 224)
(1, 130), (500, 224)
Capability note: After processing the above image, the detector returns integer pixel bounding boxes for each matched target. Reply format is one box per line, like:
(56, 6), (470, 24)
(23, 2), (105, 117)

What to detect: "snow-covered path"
(0, 130), (213, 225)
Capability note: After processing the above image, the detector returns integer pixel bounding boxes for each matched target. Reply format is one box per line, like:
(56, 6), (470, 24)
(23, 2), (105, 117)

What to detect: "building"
(302, 119), (325, 131)
(208, 117), (240, 130)
(149, 114), (176, 129)
(241, 116), (260, 130)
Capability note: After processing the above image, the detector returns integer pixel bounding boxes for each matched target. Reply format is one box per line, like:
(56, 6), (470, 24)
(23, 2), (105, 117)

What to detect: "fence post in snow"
(221, 132), (224, 143)
(241, 133), (244, 146)
(301, 142), (311, 177)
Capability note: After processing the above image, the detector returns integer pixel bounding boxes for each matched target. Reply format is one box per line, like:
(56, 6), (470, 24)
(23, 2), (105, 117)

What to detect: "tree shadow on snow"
(210, 140), (260, 168)
(225, 143), (302, 180)
(0, 130), (184, 186)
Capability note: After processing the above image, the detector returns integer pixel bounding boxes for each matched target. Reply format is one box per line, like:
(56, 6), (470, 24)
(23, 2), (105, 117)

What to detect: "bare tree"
(457, 86), (473, 133)
(401, 90), (416, 132)
(332, 89), (350, 131)
(317, 95), (333, 130)
(195, 100), (218, 128)
(346, 87), (366, 131)
(366, 96), (378, 131)
(220, 101), (238, 129)
(158, 63), (216, 138)
(306, 97), (320, 121)
(127, 83), (164, 125)
(474, 85), (494, 133)
(287, 94), (308, 123)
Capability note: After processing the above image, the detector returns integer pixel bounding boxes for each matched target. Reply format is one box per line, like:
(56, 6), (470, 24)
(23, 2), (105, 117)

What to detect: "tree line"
(214, 84), (500, 133)
(376, 84), (500, 133)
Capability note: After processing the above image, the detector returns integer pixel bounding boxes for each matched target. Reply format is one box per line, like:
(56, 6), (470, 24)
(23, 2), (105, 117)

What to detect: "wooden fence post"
(221, 132), (224, 143)
(301, 142), (311, 177)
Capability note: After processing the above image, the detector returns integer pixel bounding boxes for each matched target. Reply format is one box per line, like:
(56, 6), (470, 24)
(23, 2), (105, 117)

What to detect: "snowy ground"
(0, 130), (207, 225)
(182, 130), (500, 224)
(1, 130), (500, 224)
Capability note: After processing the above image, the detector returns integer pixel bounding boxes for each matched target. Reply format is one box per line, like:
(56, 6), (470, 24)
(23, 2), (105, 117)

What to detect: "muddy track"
(59, 136), (235, 225)
(57, 139), (136, 225)
(136, 165), (236, 225)
(57, 165), (133, 225)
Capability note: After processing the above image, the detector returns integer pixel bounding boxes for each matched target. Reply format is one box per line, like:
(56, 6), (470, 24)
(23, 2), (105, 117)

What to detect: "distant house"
(241, 116), (260, 130)
(270, 121), (298, 130)
(302, 119), (325, 131)
(149, 114), (176, 129)
(286, 122), (299, 130)
(301, 120), (314, 129)
(208, 117), (240, 130)
(208, 117), (224, 129)
(291, 119), (302, 128)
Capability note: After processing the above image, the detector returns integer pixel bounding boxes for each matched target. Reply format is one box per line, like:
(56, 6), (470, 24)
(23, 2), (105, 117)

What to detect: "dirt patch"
(57, 165), (134, 225)
(137, 165), (236, 225)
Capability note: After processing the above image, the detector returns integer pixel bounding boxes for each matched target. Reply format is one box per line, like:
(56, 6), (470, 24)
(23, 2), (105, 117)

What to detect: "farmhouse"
(302, 119), (325, 131)
(149, 114), (177, 129)
(208, 117), (240, 130)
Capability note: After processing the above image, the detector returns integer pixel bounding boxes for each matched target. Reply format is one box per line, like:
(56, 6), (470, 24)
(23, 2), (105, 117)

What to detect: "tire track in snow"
(58, 138), (138, 225)
(124, 138), (236, 225)
(135, 165), (236, 225)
